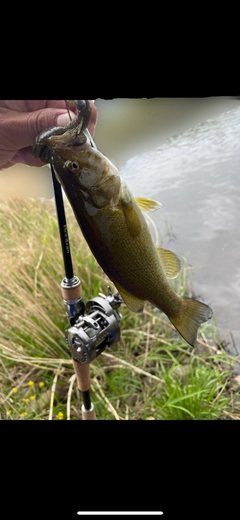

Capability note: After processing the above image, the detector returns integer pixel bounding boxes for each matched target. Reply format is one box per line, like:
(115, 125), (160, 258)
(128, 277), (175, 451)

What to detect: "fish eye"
(72, 161), (79, 171)
(65, 160), (80, 173)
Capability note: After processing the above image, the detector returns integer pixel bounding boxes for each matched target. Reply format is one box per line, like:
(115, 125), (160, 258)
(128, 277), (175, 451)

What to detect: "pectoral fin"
(120, 183), (161, 236)
(157, 248), (181, 279)
(115, 283), (145, 312)
(134, 197), (162, 212)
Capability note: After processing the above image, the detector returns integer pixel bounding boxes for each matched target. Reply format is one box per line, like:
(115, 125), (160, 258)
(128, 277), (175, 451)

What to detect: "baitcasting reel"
(62, 280), (122, 364)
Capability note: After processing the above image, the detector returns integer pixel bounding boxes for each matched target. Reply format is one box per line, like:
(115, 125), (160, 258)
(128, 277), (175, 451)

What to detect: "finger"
(88, 101), (98, 137)
(0, 108), (76, 152)
(11, 147), (48, 167)
(9, 103), (97, 154)
(0, 100), (71, 111)
(4, 102), (97, 168)
(0, 161), (16, 170)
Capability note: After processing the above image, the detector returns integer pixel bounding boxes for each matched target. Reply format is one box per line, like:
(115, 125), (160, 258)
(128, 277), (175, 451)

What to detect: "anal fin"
(157, 248), (181, 279)
(115, 283), (145, 312)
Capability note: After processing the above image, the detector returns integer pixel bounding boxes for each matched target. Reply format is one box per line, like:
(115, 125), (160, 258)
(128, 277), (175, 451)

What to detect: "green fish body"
(52, 145), (212, 347)
(33, 104), (212, 347)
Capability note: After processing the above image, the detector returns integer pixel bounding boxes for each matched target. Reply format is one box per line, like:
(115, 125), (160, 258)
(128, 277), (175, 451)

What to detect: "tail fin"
(169, 297), (213, 347)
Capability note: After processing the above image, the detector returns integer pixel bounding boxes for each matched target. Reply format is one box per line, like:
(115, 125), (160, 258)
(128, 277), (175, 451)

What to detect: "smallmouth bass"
(33, 100), (213, 347)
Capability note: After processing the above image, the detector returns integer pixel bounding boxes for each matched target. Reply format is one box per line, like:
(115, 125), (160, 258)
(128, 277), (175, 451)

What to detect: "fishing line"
(65, 99), (72, 121)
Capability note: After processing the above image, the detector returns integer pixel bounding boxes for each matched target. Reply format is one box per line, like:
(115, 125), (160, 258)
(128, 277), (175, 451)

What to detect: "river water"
(107, 102), (240, 354)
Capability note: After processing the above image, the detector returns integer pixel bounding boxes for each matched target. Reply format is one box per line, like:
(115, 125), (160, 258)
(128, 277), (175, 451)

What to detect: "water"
(119, 106), (240, 353)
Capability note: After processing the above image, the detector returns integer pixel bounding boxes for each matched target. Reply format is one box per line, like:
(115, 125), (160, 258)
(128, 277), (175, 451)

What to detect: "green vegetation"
(0, 198), (239, 420)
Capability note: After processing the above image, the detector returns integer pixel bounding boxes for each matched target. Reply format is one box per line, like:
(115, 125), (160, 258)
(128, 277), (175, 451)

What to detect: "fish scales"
(32, 100), (213, 347)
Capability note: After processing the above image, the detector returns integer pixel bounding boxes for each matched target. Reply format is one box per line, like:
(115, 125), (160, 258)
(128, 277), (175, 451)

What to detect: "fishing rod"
(50, 101), (122, 420)
(50, 162), (95, 419)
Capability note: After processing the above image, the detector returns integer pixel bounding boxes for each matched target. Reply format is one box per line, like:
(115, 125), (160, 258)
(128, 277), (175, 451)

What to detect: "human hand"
(0, 100), (97, 170)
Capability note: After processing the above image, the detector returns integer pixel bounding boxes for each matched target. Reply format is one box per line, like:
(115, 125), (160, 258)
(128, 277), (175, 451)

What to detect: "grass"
(0, 197), (240, 420)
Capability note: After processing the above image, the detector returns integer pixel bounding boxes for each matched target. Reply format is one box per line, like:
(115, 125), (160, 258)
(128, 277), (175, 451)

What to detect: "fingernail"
(57, 111), (75, 127)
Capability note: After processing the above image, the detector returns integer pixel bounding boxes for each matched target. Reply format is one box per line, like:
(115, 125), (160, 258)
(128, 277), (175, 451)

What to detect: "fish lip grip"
(66, 291), (122, 363)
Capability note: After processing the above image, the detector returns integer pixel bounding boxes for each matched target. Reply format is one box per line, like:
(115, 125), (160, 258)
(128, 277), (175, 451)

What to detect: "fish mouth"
(52, 128), (92, 159)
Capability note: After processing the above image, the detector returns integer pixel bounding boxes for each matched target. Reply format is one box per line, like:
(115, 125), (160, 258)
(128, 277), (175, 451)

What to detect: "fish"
(33, 100), (213, 347)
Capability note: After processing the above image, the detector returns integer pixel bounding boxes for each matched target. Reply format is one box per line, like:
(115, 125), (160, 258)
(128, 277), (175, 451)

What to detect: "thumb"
(28, 108), (76, 143)
(3, 108), (75, 168)
(11, 108), (75, 150)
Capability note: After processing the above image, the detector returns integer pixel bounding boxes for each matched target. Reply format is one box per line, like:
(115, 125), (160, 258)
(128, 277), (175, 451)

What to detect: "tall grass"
(0, 198), (239, 420)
